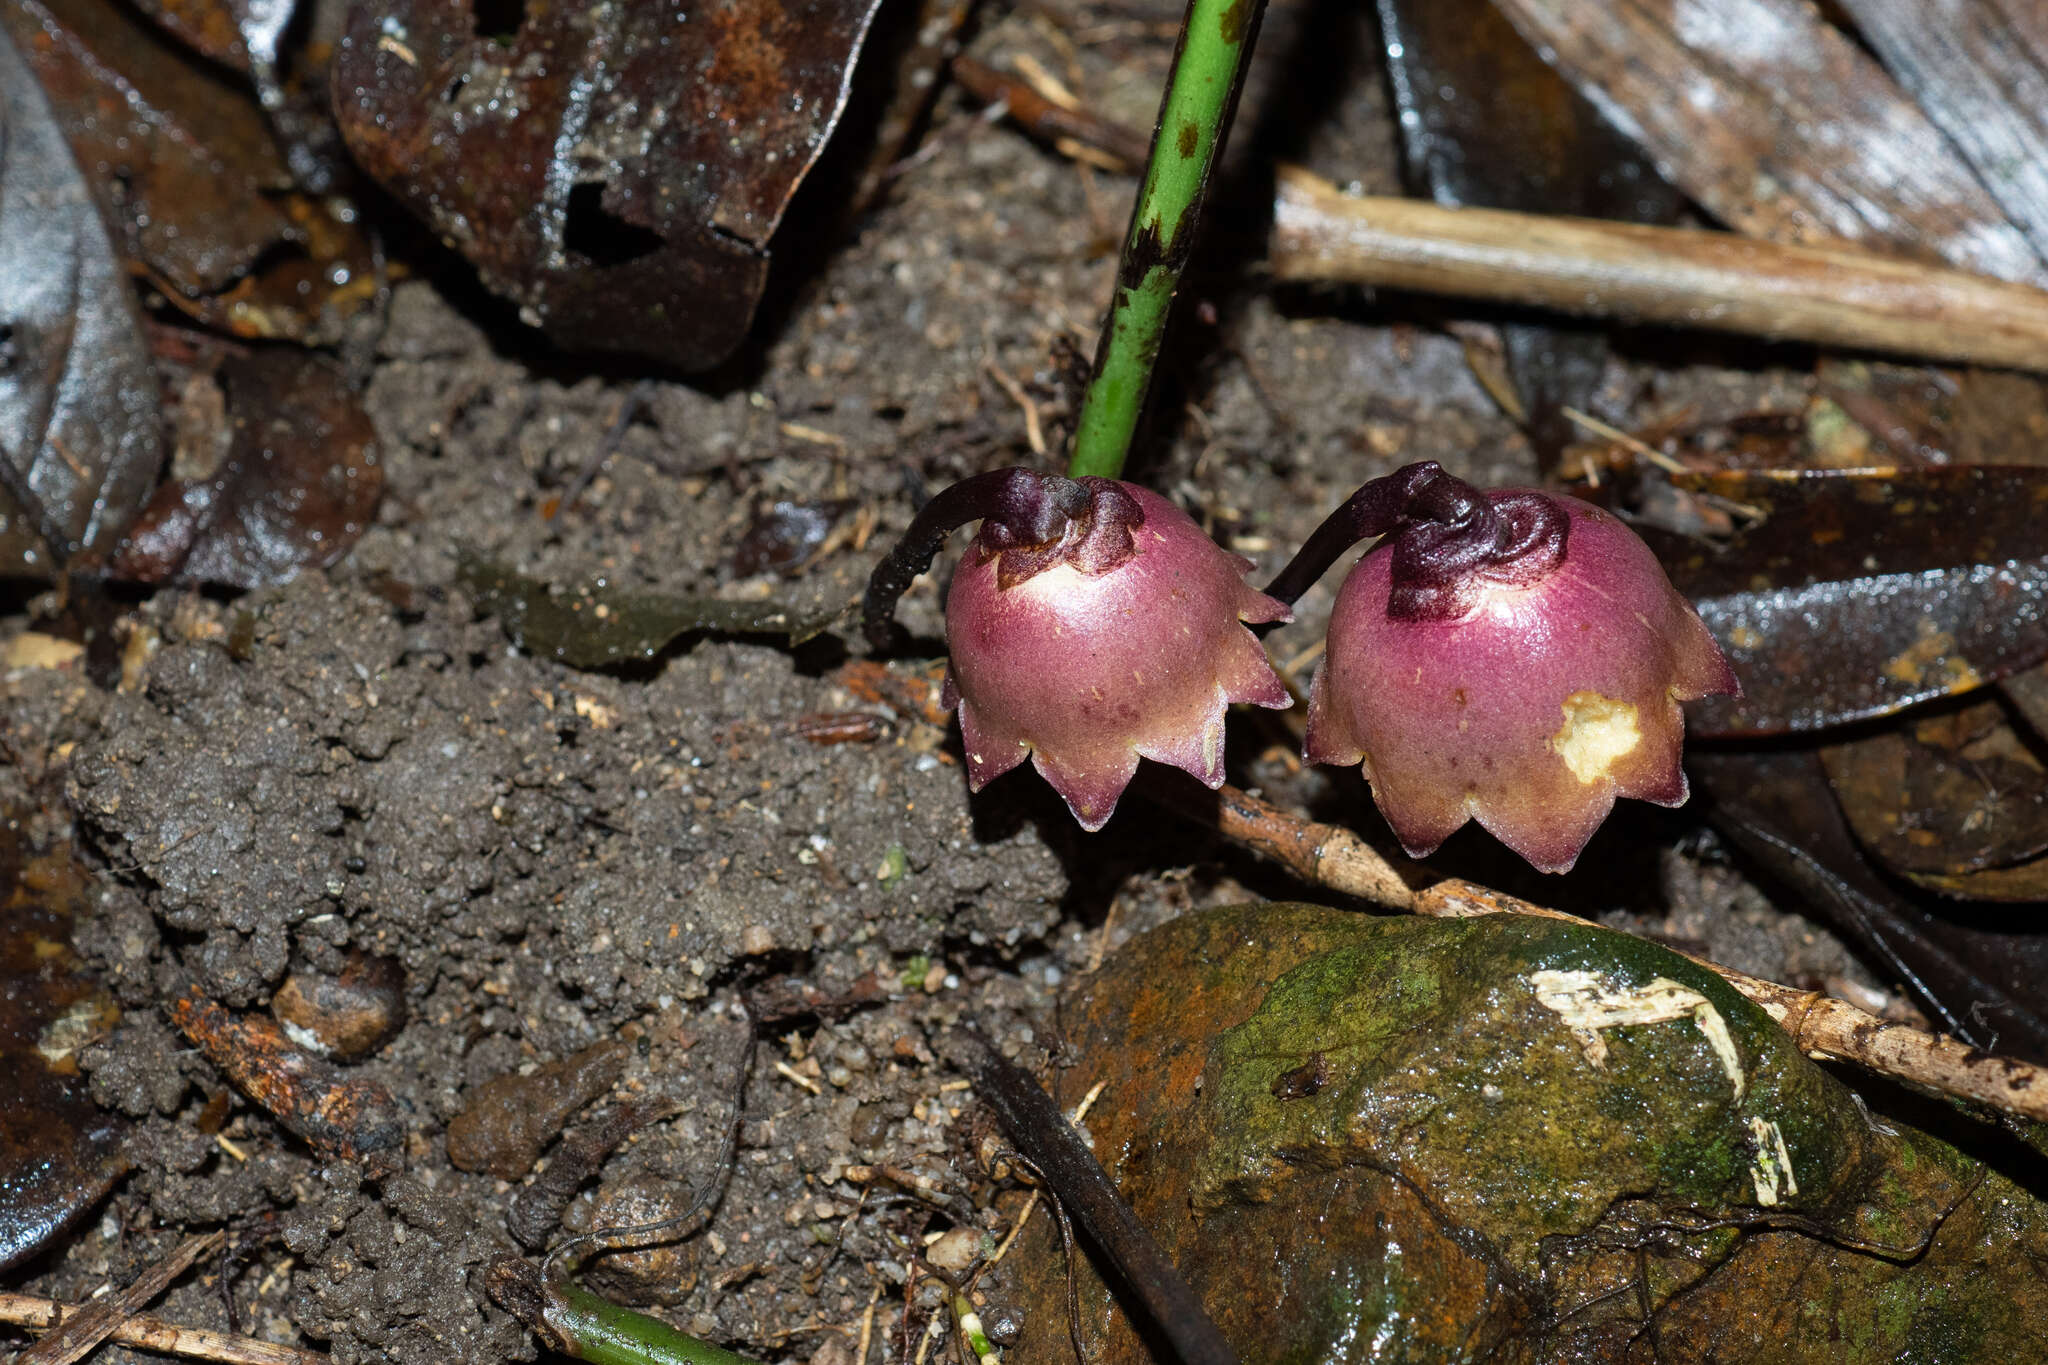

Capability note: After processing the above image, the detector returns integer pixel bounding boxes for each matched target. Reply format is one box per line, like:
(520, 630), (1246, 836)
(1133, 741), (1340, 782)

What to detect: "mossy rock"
(998, 904), (2048, 1364)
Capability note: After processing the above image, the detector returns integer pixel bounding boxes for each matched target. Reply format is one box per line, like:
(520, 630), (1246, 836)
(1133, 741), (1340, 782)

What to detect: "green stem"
(953, 1293), (999, 1365)
(1066, 0), (1269, 479)
(543, 1277), (763, 1365)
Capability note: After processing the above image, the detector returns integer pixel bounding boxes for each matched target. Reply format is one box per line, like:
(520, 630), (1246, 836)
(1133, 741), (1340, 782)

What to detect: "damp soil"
(0, 3), (1897, 1362)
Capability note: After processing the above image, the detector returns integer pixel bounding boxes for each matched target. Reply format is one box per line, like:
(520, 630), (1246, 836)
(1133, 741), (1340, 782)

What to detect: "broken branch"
(1270, 166), (2048, 373)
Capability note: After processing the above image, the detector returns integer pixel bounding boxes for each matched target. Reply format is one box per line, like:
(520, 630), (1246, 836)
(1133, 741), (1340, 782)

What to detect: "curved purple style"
(939, 484), (1291, 829)
(1301, 489), (1737, 873)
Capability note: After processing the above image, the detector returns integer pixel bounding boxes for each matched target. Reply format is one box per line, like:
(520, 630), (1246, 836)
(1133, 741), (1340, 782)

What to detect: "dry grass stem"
(1, 1284), (324, 1364)
(1271, 167), (2048, 373)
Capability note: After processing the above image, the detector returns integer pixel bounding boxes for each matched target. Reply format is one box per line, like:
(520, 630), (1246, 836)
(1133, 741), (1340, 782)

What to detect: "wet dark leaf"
(1375, 0), (1681, 460)
(0, 24), (163, 575)
(1643, 466), (2048, 737)
(1493, 0), (2046, 282)
(732, 498), (851, 578)
(105, 348), (382, 588)
(331, 0), (888, 371)
(458, 555), (841, 669)
(1821, 696), (2048, 896)
(0, 827), (130, 1273)
(1004, 903), (2048, 1362)
(3, 0), (375, 341)
(128, 0), (350, 192)
(1693, 746), (2048, 1063)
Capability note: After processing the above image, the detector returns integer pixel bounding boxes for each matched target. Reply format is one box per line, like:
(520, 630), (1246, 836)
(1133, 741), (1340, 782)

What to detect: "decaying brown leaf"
(0, 828), (129, 1273)
(1823, 695), (2048, 887)
(0, 23), (162, 574)
(1, 0), (376, 341)
(331, 0), (888, 371)
(105, 348), (382, 588)
(1837, 0), (2048, 262)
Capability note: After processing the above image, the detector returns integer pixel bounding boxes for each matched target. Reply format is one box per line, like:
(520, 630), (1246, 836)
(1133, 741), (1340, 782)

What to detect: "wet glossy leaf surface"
(1643, 466), (2048, 737)
(458, 555), (840, 669)
(0, 826), (129, 1273)
(0, 25), (162, 574)
(1004, 903), (2048, 1362)
(3, 0), (376, 342)
(1694, 747), (2048, 1062)
(330, 0), (888, 371)
(105, 349), (382, 589)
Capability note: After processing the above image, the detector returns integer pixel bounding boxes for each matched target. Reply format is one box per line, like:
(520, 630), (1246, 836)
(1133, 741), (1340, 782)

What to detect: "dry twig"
(0, 1292), (325, 1365)
(950, 56), (1150, 171)
(1270, 167), (2048, 372)
(1157, 780), (2048, 1125)
(16, 1231), (227, 1365)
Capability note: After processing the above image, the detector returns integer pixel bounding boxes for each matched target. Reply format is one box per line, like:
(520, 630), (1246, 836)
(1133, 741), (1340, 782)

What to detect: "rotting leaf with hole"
(1640, 466), (2048, 737)
(0, 24), (162, 576)
(0, 825), (130, 1273)
(458, 556), (841, 669)
(104, 348), (382, 588)
(330, 0), (887, 371)
(1000, 903), (2048, 1363)
(3, 0), (377, 343)
(1375, 0), (1682, 463)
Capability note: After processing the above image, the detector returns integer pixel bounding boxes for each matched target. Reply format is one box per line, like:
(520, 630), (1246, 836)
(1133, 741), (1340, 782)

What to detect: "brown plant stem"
(16, 1231), (226, 1365)
(0, 1292), (326, 1365)
(956, 1030), (1239, 1365)
(1270, 166), (2048, 373)
(949, 56), (1151, 170)
(1157, 779), (2048, 1125)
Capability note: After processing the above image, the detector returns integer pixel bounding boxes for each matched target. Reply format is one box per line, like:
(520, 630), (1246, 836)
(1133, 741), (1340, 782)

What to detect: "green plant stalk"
(1067, 0), (1269, 479)
(953, 1293), (999, 1365)
(542, 1277), (762, 1365)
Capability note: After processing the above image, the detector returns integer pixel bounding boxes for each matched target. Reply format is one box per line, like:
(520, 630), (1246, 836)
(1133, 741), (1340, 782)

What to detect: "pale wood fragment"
(1270, 168), (2048, 371)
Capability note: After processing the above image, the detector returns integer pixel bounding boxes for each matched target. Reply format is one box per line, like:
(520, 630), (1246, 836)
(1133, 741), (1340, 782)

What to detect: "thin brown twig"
(1155, 779), (2048, 1125)
(1270, 166), (2048, 373)
(17, 1231), (226, 1365)
(0, 1292), (325, 1365)
(950, 56), (1150, 171)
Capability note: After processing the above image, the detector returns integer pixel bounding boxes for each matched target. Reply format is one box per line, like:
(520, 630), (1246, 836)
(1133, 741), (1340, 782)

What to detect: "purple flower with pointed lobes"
(1264, 463), (1738, 874)
(864, 470), (1292, 830)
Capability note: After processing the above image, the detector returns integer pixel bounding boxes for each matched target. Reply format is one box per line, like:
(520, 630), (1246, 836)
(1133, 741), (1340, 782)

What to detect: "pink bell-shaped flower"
(1266, 463), (1737, 874)
(865, 470), (1291, 829)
